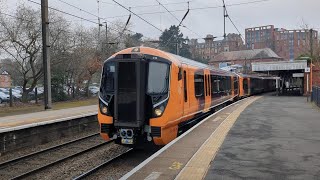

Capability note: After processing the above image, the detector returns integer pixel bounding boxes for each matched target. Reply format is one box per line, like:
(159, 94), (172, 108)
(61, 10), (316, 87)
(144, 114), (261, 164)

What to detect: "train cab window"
(147, 62), (170, 94)
(194, 74), (204, 97)
(184, 71), (187, 102)
(100, 62), (115, 97)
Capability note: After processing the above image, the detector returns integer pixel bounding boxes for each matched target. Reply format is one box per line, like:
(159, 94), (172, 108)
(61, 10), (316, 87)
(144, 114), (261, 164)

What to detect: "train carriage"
(98, 47), (275, 147)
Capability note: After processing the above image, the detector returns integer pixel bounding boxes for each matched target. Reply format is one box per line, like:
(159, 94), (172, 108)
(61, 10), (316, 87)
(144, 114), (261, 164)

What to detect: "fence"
(311, 86), (320, 108)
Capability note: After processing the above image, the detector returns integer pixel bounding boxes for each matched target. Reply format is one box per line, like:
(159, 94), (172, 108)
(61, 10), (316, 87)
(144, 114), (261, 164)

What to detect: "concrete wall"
(0, 115), (99, 155)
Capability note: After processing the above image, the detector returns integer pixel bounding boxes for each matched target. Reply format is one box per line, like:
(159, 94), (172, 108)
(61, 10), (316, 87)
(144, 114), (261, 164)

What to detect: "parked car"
(89, 86), (99, 95)
(12, 91), (22, 99)
(0, 88), (22, 100)
(0, 92), (10, 103)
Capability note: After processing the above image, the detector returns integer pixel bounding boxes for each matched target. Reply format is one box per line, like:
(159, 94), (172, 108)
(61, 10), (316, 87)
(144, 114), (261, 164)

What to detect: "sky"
(1, 0), (320, 42)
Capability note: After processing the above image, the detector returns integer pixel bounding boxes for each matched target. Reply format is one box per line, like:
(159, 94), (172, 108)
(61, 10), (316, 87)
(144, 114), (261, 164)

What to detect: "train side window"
(194, 74), (204, 97)
(211, 75), (219, 95)
(219, 76), (225, 93)
(234, 77), (239, 92)
(178, 67), (182, 81)
(206, 75), (209, 96)
(184, 71), (187, 102)
(208, 75), (211, 96)
(227, 76), (231, 92)
(204, 75), (207, 96)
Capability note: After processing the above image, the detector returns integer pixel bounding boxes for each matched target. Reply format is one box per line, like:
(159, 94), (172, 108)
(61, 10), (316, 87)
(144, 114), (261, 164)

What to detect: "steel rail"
(10, 140), (114, 180)
(72, 148), (134, 180)
(0, 133), (100, 168)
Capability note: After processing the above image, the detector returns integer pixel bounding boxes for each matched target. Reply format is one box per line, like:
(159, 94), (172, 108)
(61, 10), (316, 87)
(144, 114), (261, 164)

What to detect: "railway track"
(0, 110), (216, 179)
(73, 148), (134, 180)
(71, 111), (215, 179)
(0, 133), (113, 179)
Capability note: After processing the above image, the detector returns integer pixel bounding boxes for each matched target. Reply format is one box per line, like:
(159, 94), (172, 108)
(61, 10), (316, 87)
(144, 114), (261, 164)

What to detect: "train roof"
(112, 46), (236, 76)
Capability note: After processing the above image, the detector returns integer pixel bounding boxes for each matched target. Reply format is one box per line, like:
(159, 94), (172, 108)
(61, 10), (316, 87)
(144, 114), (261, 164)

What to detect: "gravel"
(0, 129), (98, 163)
(27, 143), (131, 179)
(82, 147), (160, 180)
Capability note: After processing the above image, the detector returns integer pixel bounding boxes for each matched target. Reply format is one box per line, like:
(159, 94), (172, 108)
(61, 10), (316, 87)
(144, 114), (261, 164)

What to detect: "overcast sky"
(2, 0), (320, 42)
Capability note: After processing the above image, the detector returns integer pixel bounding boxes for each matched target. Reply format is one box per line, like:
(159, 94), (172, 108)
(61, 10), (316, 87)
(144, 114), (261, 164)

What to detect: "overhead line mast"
(41, 0), (52, 109)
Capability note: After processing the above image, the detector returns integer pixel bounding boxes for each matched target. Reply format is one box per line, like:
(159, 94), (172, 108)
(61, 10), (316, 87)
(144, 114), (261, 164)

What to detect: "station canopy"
(252, 60), (307, 72)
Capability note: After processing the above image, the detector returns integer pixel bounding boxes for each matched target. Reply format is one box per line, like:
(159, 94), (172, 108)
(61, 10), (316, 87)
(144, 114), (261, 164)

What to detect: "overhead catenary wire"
(0, 12), (35, 23)
(56, 0), (99, 18)
(162, 2), (191, 49)
(25, 0), (155, 41)
(155, 0), (180, 23)
(27, 0), (102, 25)
(103, 0), (271, 19)
(111, 0), (163, 32)
(221, 0), (245, 42)
(155, 0), (201, 39)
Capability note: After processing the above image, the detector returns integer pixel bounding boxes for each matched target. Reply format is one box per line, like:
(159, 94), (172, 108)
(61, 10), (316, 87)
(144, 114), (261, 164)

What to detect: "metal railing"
(311, 86), (320, 108)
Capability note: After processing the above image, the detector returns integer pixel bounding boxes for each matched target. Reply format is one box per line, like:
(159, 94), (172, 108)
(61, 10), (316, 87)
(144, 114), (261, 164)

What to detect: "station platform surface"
(0, 105), (97, 132)
(122, 94), (320, 180)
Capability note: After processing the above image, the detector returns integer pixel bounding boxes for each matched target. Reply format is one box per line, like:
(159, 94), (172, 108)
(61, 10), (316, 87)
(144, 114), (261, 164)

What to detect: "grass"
(0, 98), (98, 117)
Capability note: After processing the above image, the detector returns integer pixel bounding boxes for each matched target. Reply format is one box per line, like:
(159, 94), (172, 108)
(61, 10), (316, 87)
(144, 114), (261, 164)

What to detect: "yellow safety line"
(176, 96), (261, 180)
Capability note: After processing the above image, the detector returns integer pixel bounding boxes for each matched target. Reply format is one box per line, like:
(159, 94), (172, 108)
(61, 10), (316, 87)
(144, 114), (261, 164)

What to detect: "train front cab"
(98, 48), (239, 147)
(98, 51), (180, 146)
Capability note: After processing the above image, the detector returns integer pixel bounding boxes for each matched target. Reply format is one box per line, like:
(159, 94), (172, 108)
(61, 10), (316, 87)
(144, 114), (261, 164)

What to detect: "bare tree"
(0, 5), (42, 102)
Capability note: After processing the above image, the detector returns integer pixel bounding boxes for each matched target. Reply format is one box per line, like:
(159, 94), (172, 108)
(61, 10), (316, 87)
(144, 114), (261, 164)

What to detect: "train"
(98, 47), (276, 147)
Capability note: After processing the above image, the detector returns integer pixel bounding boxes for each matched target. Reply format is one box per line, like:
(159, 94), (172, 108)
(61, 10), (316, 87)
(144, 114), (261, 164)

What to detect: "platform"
(122, 94), (320, 180)
(0, 105), (97, 133)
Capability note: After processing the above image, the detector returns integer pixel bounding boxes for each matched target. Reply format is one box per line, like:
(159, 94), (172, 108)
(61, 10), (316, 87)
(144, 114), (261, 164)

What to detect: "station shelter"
(252, 60), (312, 96)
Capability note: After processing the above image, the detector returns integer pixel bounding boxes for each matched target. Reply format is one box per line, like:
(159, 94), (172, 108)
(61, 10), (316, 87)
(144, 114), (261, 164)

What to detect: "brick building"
(189, 33), (244, 63)
(313, 62), (320, 86)
(245, 25), (318, 60)
(208, 48), (283, 73)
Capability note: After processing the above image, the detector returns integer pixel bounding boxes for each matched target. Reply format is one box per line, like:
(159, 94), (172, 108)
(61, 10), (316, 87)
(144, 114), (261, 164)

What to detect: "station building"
(252, 60), (313, 96)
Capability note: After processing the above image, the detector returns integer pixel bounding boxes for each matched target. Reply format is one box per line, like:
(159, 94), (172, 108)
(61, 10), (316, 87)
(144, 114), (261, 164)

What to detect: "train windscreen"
(100, 62), (115, 101)
(147, 62), (169, 94)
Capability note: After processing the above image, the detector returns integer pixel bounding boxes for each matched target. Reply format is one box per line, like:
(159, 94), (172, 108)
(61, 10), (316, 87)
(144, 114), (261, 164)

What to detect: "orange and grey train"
(98, 47), (275, 146)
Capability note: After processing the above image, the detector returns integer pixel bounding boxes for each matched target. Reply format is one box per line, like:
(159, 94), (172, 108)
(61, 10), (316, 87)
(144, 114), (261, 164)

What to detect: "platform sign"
(305, 67), (310, 73)
(292, 73), (304, 77)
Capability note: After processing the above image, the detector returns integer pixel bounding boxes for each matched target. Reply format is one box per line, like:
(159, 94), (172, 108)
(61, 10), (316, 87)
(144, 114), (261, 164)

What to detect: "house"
(208, 48), (283, 73)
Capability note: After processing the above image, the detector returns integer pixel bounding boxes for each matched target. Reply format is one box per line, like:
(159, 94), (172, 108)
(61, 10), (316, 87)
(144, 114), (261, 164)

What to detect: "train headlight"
(101, 106), (108, 114)
(154, 108), (163, 116)
(154, 105), (164, 117)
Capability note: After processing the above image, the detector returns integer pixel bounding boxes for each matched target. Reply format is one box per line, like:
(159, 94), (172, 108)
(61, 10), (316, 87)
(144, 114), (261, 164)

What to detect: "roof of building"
(209, 48), (282, 62)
